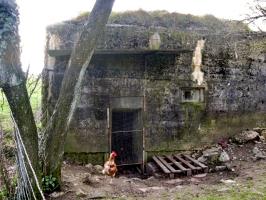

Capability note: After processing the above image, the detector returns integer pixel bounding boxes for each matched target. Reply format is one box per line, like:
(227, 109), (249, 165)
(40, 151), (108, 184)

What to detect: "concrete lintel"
(47, 49), (193, 57)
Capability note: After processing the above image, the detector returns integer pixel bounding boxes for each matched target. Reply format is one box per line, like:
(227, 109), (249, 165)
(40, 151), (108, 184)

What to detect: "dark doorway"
(111, 109), (143, 165)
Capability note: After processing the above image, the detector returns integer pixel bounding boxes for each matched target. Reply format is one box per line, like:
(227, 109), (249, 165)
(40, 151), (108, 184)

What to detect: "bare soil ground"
(48, 142), (266, 200)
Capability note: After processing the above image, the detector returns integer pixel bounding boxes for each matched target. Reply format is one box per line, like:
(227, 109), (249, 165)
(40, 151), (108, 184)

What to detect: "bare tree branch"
(29, 74), (41, 99)
(0, 89), (5, 111)
(244, 0), (266, 27)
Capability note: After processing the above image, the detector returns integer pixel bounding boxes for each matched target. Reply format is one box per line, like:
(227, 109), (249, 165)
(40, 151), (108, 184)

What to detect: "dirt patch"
(47, 142), (266, 200)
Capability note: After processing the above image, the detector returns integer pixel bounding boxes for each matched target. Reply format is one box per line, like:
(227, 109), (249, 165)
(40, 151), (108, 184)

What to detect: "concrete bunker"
(42, 11), (266, 166)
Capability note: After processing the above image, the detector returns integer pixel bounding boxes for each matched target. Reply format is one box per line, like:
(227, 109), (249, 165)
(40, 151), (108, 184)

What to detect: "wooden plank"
(157, 156), (181, 173)
(182, 155), (208, 170)
(152, 156), (171, 174)
(174, 155), (200, 170)
(166, 155), (187, 171)
(166, 155), (192, 176)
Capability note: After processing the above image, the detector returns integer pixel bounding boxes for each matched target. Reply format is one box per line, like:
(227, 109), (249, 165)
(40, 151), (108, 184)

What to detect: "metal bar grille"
(111, 110), (143, 165)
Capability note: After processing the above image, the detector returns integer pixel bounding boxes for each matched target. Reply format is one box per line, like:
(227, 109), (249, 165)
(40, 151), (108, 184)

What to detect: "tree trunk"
(41, 0), (115, 181)
(0, 0), (39, 174)
(0, 130), (14, 199)
(0, 1), (40, 198)
(3, 84), (39, 172)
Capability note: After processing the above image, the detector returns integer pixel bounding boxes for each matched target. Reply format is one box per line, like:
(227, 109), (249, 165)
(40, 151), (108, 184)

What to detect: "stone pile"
(85, 163), (103, 174)
(196, 128), (266, 172)
(233, 130), (263, 144)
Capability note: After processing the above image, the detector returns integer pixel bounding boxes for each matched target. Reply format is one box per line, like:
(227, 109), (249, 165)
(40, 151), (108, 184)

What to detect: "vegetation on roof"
(73, 10), (250, 33)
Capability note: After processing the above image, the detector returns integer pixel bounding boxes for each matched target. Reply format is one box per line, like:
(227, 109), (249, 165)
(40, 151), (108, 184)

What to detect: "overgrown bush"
(42, 175), (59, 193)
(0, 187), (7, 200)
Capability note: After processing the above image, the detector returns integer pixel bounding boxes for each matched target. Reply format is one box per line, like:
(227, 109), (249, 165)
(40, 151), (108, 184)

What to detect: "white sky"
(16, 0), (265, 74)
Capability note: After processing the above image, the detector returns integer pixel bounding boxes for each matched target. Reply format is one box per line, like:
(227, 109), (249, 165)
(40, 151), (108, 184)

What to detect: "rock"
(94, 175), (102, 181)
(219, 150), (230, 162)
(253, 146), (260, 154)
(165, 179), (183, 185)
(154, 173), (163, 178)
(197, 156), (207, 163)
(123, 179), (133, 184)
(94, 165), (103, 173)
(138, 187), (149, 193)
(253, 147), (266, 160)
(215, 165), (227, 172)
(83, 175), (96, 185)
(199, 147), (221, 165)
(119, 176), (127, 180)
(217, 187), (230, 192)
(87, 192), (106, 199)
(49, 192), (64, 198)
(253, 127), (266, 134)
(220, 179), (236, 184)
(193, 173), (207, 178)
(175, 185), (183, 189)
(259, 135), (265, 142)
(203, 147), (221, 157)
(191, 152), (201, 158)
(147, 176), (156, 181)
(85, 163), (93, 172)
(131, 177), (143, 182)
(261, 130), (266, 139)
(190, 178), (201, 184)
(138, 186), (164, 193)
(149, 186), (165, 191)
(76, 189), (87, 197)
(255, 154), (266, 160)
(234, 130), (260, 144)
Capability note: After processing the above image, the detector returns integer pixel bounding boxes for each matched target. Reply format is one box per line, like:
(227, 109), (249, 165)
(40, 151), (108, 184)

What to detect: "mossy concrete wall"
(42, 15), (266, 164)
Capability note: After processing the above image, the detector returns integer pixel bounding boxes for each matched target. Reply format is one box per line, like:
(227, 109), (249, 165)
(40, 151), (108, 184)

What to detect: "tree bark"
(41, 0), (115, 181)
(3, 84), (39, 172)
(0, 1), (40, 198)
(0, 0), (39, 175)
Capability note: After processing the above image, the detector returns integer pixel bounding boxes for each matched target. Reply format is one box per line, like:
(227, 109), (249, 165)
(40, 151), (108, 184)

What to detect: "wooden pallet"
(152, 154), (208, 178)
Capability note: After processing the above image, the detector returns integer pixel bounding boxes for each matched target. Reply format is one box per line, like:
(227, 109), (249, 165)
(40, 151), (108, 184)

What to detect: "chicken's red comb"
(111, 151), (117, 157)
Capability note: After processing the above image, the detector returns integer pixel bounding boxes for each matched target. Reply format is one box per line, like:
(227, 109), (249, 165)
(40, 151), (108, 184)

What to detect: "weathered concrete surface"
(42, 11), (266, 164)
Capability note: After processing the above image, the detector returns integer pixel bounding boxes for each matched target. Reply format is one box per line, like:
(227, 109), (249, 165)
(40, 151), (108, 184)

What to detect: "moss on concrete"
(64, 152), (105, 165)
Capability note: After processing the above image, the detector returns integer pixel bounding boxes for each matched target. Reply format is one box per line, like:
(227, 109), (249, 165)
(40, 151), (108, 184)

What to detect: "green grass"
(195, 189), (266, 200)
(0, 93), (11, 132)
(0, 75), (42, 133)
(173, 179), (266, 200)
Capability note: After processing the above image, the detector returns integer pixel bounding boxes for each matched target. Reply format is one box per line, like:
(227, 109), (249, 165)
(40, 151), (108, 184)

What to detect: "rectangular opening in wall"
(181, 87), (205, 102)
(184, 90), (192, 100)
(111, 109), (143, 166)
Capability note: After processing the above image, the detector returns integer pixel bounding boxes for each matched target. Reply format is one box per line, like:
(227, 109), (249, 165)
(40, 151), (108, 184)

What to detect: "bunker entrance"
(111, 109), (143, 166)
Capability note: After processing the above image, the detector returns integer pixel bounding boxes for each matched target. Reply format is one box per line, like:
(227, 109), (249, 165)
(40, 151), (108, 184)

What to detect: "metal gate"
(111, 109), (143, 166)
